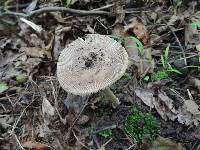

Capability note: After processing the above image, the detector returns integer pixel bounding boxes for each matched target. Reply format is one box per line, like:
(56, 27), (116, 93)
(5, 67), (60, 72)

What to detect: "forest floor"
(0, 0), (200, 150)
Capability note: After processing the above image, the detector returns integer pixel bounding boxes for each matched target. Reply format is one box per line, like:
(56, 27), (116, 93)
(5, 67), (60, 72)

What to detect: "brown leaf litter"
(22, 141), (50, 150)
(19, 18), (54, 60)
(135, 87), (200, 126)
(0, 0), (200, 149)
(113, 17), (154, 76)
(124, 17), (150, 44)
(149, 136), (185, 150)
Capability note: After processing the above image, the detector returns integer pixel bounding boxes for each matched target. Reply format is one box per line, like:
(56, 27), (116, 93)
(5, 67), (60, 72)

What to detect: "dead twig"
(92, 134), (101, 149)
(0, 6), (109, 18)
(65, 96), (89, 141)
(10, 92), (35, 135)
(126, 144), (136, 150)
(162, 18), (187, 65)
(92, 4), (114, 11)
(72, 130), (91, 150)
(99, 138), (113, 150)
(51, 80), (67, 125)
(14, 134), (25, 150)
(93, 124), (116, 134)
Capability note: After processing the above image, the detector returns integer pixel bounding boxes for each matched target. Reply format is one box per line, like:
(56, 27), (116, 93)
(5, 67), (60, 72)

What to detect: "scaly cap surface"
(57, 34), (128, 95)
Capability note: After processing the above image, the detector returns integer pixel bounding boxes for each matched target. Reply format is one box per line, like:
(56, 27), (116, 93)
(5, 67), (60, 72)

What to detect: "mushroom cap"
(57, 34), (128, 95)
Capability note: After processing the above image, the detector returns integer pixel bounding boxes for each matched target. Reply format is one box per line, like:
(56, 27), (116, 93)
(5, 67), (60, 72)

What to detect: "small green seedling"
(124, 107), (160, 143)
(122, 72), (132, 81)
(160, 44), (170, 69)
(152, 44), (181, 81)
(151, 70), (168, 81)
(161, 44), (182, 74)
(98, 129), (112, 138)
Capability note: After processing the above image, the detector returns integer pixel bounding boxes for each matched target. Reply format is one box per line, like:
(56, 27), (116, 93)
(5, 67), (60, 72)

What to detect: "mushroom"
(57, 34), (128, 108)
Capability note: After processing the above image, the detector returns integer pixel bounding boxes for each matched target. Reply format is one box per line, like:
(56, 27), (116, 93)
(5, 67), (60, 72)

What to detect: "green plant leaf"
(125, 36), (144, 53)
(143, 75), (150, 81)
(65, 0), (77, 6)
(98, 129), (112, 138)
(161, 55), (166, 68)
(167, 69), (182, 74)
(183, 65), (200, 69)
(167, 62), (173, 70)
(191, 21), (200, 27)
(108, 35), (123, 41)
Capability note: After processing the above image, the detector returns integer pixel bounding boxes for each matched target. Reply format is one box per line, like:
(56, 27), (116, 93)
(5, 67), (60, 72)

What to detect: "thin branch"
(93, 124), (116, 134)
(72, 130), (90, 150)
(92, 4), (114, 11)
(0, 6), (109, 18)
(14, 134), (25, 150)
(162, 18), (187, 65)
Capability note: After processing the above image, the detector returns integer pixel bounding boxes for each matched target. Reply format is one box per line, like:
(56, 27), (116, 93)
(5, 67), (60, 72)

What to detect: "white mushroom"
(57, 34), (128, 107)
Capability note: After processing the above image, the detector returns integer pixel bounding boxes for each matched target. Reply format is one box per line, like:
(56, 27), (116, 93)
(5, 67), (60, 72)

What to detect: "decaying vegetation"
(0, 0), (200, 149)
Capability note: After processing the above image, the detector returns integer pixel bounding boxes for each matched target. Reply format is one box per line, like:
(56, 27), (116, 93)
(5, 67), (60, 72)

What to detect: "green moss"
(151, 70), (168, 81)
(16, 74), (28, 83)
(98, 129), (112, 138)
(0, 82), (8, 93)
(123, 107), (160, 143)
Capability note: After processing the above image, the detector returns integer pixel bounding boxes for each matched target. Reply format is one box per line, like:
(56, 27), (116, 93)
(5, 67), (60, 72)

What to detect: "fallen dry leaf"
(123, 36), (139, 59)
(20, 18), (43, 34)
(20, 47), (46, 58)
(183, 100), (200, 115)
(196, 43), (200, 55)
(42, 96), (56, 125)
(124, 17), (150, 44)
(112, 23), (126, 37)
(19, 57), (42, 74)
(53, 25), (71, 60)
(149, 136), (185, 150)
(188, 76), (200, 91)
(134, 88), (155, 108)
(135, 87), (200, 126)
(22, 141), (50, 150)
(42, 97), (55, 117)
(125, 38), (155, 75)
(113, 21), (154, 76)
(18, 18), (53, 60)
(185, 24), (199, 49)
(76, 114), (89, 125)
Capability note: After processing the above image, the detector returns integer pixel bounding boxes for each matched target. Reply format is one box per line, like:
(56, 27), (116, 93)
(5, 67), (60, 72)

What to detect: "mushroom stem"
(102, 88), (120, 108)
